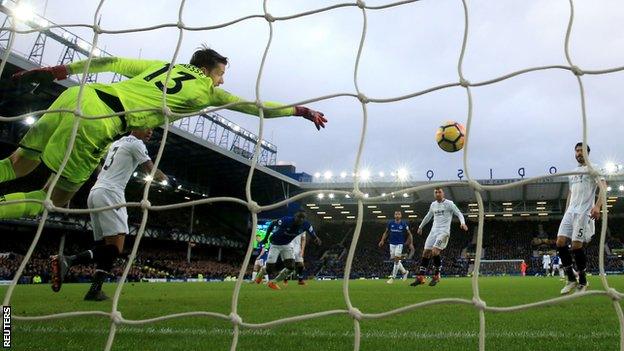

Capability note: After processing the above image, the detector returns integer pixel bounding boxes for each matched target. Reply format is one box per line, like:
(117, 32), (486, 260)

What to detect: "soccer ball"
(435, 121), (465, 152)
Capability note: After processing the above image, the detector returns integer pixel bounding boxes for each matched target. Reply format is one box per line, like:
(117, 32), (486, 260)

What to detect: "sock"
(559, 268), (564, 278)
(272, 268), (292, 282)
(251, 271), (257, 280)
(88, 269), (109, 293)
(0, 158), (16, 183)
(558, 246), (577, 282)
(397, 260), (406, 274)
(432, 255), (442, 276)
(94, 244), (118, 272)
(391, 262), (399, 278)
(0, 190), (46, 219)
(418, 256), (431, 276)
(68, 250), (94, 265)
(264, 274), (269, 281)
(572, 248), (587, 285)
(296, 264), (304, 281)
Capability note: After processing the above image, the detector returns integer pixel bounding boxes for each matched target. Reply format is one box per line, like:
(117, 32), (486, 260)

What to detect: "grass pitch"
(2, 275), (624, 350)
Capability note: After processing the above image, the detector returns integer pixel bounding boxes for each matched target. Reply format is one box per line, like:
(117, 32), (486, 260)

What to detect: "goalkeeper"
(0, 46), (327, 218)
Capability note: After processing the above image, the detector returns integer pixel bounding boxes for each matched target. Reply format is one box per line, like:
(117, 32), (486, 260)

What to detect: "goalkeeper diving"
(0, 46), (328, 218)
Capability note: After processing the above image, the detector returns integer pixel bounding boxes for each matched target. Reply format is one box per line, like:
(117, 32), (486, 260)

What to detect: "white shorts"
(424, 231), (450, 250)
(266, 244), (294, 264)
(558, 212), (595, 243)
(88, 188), (128, 241)
(292, 245), (304, 263)
(254, 257), (266, 267)
(543, 264), (550, 270)
(552, 264), (560, 270)
(389, 244), (403, 259)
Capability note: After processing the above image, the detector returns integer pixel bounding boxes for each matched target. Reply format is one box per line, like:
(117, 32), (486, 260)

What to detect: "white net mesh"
(1, 0), (624, 350)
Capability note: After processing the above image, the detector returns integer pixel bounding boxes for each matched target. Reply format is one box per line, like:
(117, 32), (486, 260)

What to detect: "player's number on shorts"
(103, 146), (119, 171)
(577, 228), (584, 237)
(144, 64), (195, 94)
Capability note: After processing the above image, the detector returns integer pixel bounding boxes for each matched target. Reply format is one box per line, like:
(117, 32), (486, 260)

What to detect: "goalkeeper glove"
(11, 65), (69, 85)
(294, 106), (327, 131)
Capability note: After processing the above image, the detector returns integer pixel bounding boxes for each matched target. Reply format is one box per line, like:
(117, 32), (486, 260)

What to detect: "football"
(435, 121), (465, 152)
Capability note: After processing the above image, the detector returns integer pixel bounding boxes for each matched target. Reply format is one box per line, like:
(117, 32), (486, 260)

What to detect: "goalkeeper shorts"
(19, 86), (125, 191)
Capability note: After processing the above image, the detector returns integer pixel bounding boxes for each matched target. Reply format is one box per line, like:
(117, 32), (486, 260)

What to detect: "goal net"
(1, 0), (623, 351)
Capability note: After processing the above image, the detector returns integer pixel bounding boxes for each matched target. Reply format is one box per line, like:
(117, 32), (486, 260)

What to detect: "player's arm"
(378, 224), (389, 247)
(564, 190), (571, 212)
(418, 207), (433, 235)
(260, 222), (276, 245)
(140, 161), (168, 183)
(591, 179), (608, 219)
(12, 57), (165, 83)
(405, 228), (414, 250)
(212, 88), (327, 130)
(306, 224), (322, 245)
(133, 141), (168, 183)
(451, 202), (468, 231)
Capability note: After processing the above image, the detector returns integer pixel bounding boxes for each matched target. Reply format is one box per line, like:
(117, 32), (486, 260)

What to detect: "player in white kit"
(557, 143), (605, 294)
(50, 128), (167, 300)
(285, 232), (307, 285)
(411, 187), (467, 287)
(542, 253), (551, 276)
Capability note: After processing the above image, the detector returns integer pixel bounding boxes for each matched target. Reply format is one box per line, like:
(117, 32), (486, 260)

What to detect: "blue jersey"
(259, 243), (269, 260)
(388, 220), (409, 245)
(268, 216), (316, 245)
(552, 255), (560, 265)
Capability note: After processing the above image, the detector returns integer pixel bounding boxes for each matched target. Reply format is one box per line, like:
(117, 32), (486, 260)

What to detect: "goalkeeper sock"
(572, 248), (587, 285)
(251, 271), (258, 281)
(0, 158), (16, 183)
(0, 190), (46, 219)
(432, 255), (441, 276)
(418, 256), (431, 276)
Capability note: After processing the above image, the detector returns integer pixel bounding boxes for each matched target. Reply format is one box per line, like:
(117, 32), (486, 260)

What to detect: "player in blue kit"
(257, 211), (321, 290)
(378, 211), (414, 284)
(251, 235), (269, 283)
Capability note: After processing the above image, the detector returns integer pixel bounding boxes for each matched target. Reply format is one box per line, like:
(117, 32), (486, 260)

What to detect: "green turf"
(2, 276), (624, 350)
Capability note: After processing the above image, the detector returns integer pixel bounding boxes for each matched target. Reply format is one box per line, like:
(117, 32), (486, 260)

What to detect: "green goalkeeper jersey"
(67, 57), (295, 130)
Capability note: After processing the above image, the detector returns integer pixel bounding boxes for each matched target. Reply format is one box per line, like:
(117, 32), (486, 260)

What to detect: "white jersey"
(542, 254), (551, 265)
(566, 165), (600, 215)
(92, 135), (150, 194)
(419, 199), (465, 233)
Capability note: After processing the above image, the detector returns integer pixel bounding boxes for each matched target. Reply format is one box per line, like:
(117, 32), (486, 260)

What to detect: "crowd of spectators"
(0, 229), (244, 284)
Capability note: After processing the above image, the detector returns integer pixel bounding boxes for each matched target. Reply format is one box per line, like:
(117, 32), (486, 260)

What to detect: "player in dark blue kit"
(251, 235), (270, 283)
(551, 254), (564, 279)
(258, 211), (321, 290)
(378, 211), (414, 284)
